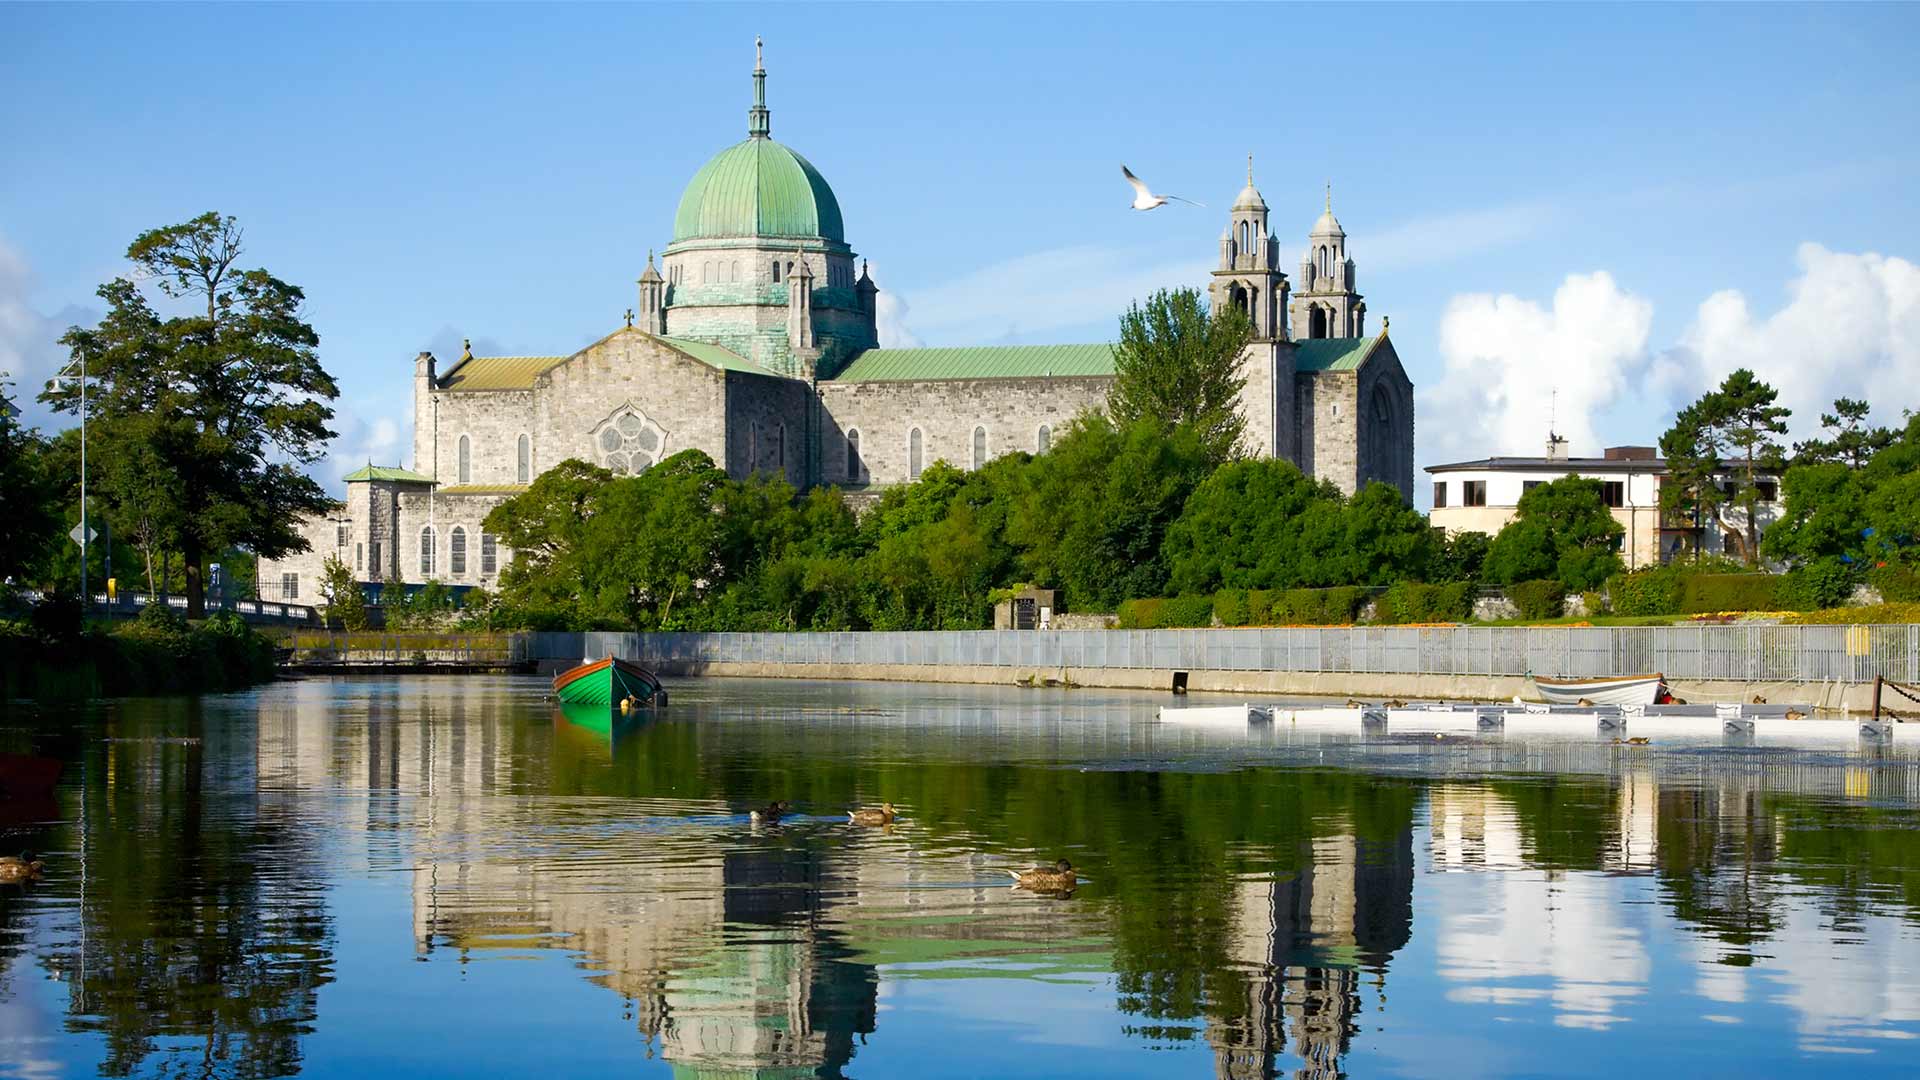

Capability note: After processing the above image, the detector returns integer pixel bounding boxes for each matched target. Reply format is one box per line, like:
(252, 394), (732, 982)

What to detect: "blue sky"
(4, 2), (1918, 499)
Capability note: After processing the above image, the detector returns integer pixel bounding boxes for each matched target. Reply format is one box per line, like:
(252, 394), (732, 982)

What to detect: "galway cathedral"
(260, 43), (1414, 599)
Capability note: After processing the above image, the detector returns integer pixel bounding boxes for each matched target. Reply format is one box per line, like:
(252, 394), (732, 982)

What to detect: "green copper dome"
(671, 137), (845, 244)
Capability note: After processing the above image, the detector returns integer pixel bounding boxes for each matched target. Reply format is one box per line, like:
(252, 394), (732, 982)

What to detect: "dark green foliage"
(1776, 559), (1859, 611)
(1608, 568), (1684, 616)
(1660, 368), (1789, 566)
(1677, 574), (1781, 614)
(1794, 397), (1893, 469)
(1266, 586), (1370, 625)
(1, 610), (275, 699)
(1211, 589), (1249, 627)
(1117, 595), (1214, 629)
(43, 213), (339, 616)
(1766, 414), (1920, 572)
(1431, 530), (1492, 584)
(1379, 581), (1473, 624)
(1108, 287), (1252, 463)
(1508, 579), (1565, 620)
(1165, 459), (1436, 594)
(319, 554), (369, 631)
(1483, 475), (1624, 591)
(0, 387), (63, 592)
(1870, 562), (1920, 603)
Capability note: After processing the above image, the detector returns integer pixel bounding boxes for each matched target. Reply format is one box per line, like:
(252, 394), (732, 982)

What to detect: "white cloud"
(866, 261), (922, 348)
(1652, 243), (1920, 437)
(321, 408), (408, 488)
(0, 235), (90, 431)
(1422, 271), (1654, 463)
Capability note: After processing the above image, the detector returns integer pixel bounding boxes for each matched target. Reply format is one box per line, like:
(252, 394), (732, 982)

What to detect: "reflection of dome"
(672, 137), (845, 243)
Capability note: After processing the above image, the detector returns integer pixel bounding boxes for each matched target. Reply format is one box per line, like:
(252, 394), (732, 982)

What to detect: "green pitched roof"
(656, 336), (784, 378)
(671, 137), (844, 244)
(438, 355), (567, 391)
(343, 465), (435, 484)
(829, 343), (1116, 382)
(1293, 335), (1382, 372)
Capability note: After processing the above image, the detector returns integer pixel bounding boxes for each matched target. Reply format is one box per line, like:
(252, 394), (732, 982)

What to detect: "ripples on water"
(3, 676), (1920, 1077)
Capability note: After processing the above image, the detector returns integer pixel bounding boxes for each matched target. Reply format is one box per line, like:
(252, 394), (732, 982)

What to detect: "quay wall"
(522, 626), (1920, 713)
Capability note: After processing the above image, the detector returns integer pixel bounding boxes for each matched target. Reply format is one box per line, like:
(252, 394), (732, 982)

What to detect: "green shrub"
(1117, 595), (1214, 629)
(1268, 586), (1368, 625)
(1678, 573), (1780, 614)
(1777, 559), (1858, 611)
(1609, 568), (1683, 616)
(1580, 590), (1607, 617)
(1380, 581), (1472, 624)
(1509, 579), (1565, 620)
(1212, 589), (1251, 627)
(1869, 563), (1920, 603)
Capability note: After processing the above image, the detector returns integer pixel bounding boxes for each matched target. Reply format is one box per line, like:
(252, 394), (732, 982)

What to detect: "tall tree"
(43, 213), (338, 616)
(1658, 369), (1789, 567)
(1109, 287), (1252, 463)
(1483, 475), (1624, 591)
(1793, 397), (1893, 468)
(0, 384), (63, 592)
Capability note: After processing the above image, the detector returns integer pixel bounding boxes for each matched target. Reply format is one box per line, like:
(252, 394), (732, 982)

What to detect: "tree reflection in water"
(4, 677), (1920, 1077)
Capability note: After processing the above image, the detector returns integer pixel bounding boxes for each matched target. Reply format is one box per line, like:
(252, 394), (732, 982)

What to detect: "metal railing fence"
(521, 624), (1920, 683)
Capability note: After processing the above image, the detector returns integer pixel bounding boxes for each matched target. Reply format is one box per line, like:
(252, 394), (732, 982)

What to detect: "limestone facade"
(260, 43), (1415, 595)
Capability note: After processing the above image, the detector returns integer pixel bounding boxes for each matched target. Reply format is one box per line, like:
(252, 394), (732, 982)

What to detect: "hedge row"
(1509, 579), (1565, 620)
(1116, 595), (1216, 629)
(1, 605), (277, 700)
(1378, 581), (1474, 624)
(1609, 564), (1860, 617)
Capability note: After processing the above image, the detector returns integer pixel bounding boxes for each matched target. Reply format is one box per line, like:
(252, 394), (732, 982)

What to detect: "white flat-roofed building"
(1426, 444), (1781, 569)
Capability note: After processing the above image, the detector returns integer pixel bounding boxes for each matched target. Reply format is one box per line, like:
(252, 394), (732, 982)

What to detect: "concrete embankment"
(525, 626), (1890, 714)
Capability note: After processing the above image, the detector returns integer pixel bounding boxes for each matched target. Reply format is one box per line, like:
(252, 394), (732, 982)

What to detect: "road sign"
(69, 522), (97, 546)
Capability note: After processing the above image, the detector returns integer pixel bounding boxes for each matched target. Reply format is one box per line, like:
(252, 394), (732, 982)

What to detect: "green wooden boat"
(551, 656), (665, 707)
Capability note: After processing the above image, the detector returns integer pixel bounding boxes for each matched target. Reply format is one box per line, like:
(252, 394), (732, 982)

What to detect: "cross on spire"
(1325, 180), (1332, 213)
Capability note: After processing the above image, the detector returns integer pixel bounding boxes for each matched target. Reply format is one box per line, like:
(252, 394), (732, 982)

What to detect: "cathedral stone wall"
(1356, 345), (1416, 501)
(725, 372), (813, 486)
(420, 389), (538, 486)
(532, 330), (730, 473)
(817, 377), (1111, 487)
(1299, 371), (1361, 495)
(396, 490), (515, 590)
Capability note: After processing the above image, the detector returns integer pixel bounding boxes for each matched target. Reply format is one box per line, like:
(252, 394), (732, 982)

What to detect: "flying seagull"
(1122, 165), (1204, 211)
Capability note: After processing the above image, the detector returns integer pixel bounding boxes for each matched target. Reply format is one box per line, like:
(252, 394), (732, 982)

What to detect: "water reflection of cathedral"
(1208, 832), (1414, 1080)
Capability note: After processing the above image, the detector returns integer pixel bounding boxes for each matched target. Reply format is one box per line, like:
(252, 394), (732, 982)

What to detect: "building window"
(846, 428), (861, 480)
(703, 261), (712, 283)
(420, 526), (436, 576)
(772, 260), (782, 283)
(450, 526), (467, 576)
(336, 523), (349, 548)
(1037, 424), (1051, 454)
(596, 407), (663, 475)
(1602, 481), (1625, 508)
(457, 435), (471, 484)
(971, 426), (988, 469)
(730, 261), (741, 283)
(1433, 481), (1447, 509)
(1522, 480), (1543, 494)
(281, 572), (298, 599)
(1464, 480), (1487, 507)
(370, 540), (382, 573)
(1756, 479), (1778, 503)
(517, 434), (531, 484)
(775, 423), (785, 469)
(747, 423), (758, 474)
(355, 542), (363, 570)
(909, 428), (923, 481)
(481, 533), (498, 575)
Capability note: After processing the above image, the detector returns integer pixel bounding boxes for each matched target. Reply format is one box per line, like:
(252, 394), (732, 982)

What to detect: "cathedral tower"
(1289, 186), (1366, 340)
(1208, 156), (1288, 340)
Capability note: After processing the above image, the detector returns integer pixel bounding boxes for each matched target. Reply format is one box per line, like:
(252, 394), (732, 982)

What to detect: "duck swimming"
(847, 802), (896, 826)
(1006, 858), (1076, 892)
(749, 801), (791, 823)
(0, 854), (43, 885)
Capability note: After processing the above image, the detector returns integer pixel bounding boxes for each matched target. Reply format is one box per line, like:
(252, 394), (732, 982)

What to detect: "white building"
(1426, 444), (1781, 569)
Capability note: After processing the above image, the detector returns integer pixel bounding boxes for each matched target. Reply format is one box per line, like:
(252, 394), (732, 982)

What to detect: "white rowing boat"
(1529, 673), (1666, 707)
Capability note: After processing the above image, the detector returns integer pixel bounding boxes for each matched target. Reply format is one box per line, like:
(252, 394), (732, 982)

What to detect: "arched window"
(516, 434), (530, 484)
(846, 428), (862, 480)
(1309, 306), (1327, 339)
(1036, 424), (1051, 454)
(419, 526), (436, 577)
(355, 543), (363, 571)
(456, 435), (471, 484)
(972, 426), (987, 469)
(747, 423), (758, 474)
(1238, 220), (1249, 252)
(450, 526), (467, 577)
(775, 423), (785, 469)
(703, 261), (713, 283)
(731, 261), (741, 283)
(772, 259), (782, 283)
(786, 261), (794, 278)
(480, 532), (498, 575)
(908, 428), (923, 481)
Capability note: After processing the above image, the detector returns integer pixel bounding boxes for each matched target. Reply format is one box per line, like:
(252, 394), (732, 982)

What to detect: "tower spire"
(749, 36), (770, 138)
(1247, 152), (1254, 186)
(1325, 180), (1332, 213)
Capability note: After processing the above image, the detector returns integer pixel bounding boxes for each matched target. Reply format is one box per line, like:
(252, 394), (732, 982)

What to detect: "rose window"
(592, 407), (666, 475)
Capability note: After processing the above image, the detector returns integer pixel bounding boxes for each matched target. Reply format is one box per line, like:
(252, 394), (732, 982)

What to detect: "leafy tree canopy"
(1794, 397), (1894, 469)
(1109, 287), (1252, 463)
(1484, 474), (1624, 591)
(42, 213), (338, 615)
(1658, 368), (1788, 566)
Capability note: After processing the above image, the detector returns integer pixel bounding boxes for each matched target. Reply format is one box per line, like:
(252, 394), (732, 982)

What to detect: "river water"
(3, 675), (1920, 1078)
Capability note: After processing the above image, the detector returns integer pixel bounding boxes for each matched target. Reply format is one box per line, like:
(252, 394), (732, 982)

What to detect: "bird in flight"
(1122, 165), (1204, 211)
